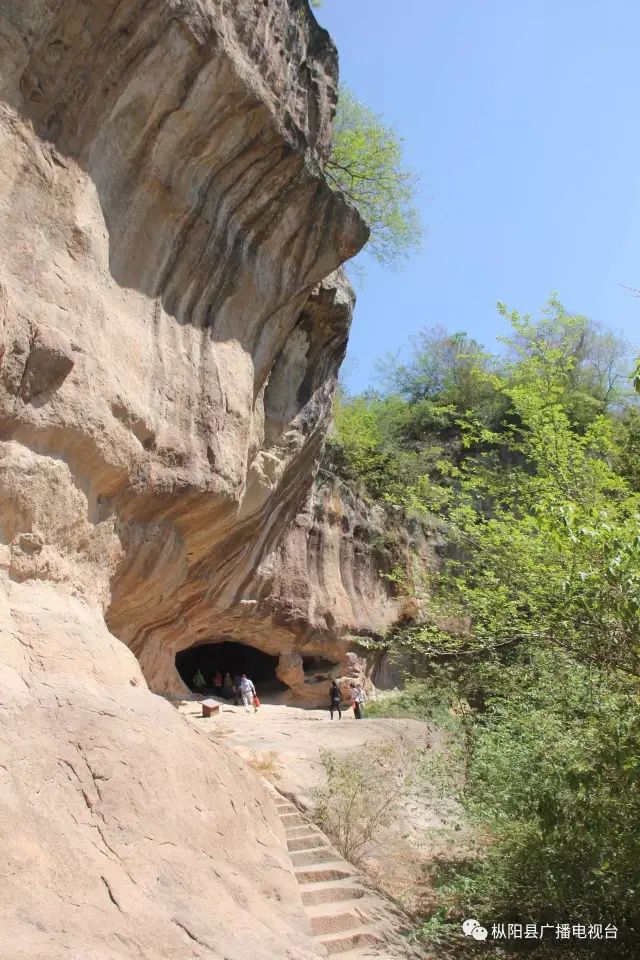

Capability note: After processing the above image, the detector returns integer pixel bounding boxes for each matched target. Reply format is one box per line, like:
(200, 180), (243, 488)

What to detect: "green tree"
(326, 390), (395, 497)
(348, 306), (640, 955)
(397, 306), (640, 673)
(500, 299), (638, 428)
(326, 87), (421, 266)
(454, 649), (640, 957)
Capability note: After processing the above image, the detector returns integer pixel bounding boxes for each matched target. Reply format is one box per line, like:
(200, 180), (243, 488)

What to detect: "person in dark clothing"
(223, 672), (234, 699)
(233, 674), (242, 706)
(329, 680), (342, 720)
(213, 670), (223, 696)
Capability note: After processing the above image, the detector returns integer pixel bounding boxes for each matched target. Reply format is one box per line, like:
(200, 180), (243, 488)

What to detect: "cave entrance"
(302, 656), (336, 681)
(175, 642), (288, 696)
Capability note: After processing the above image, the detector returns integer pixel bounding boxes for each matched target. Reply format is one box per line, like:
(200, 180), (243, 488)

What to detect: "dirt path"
(179, 699), (429, 804)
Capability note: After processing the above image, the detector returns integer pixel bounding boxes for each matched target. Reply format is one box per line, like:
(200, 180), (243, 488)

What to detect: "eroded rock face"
(137, 474), (427, 702)
(0, 0), (367, 673)
(107, 272), (367, 696)
(0, 581), (322, 960)
(0, 1), (369, 955)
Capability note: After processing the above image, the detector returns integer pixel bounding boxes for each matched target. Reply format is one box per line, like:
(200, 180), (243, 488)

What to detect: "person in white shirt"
(240, 674), (258, 713)
(350, 684), (366, 719)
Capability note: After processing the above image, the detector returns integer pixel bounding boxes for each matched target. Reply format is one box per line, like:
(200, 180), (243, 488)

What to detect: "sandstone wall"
(142, 475), (425, 702)
(0, 0), (369, 678)
(0, 1), (372, 956)
(1, 581), (323, 960)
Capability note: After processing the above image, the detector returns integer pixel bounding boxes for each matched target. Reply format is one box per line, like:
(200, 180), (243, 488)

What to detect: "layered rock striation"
(161, 475), (432, 704)
(0, 1), (378, 956)
(0, 0), (369, 679)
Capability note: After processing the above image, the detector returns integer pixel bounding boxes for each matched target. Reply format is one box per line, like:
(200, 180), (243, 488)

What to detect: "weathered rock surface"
(0, 0), (376, 955)
(1, 581), (323, 960)
(137, 470), (433, 701)
(205, 701), (459, 945)
(0, 0), (372, 672)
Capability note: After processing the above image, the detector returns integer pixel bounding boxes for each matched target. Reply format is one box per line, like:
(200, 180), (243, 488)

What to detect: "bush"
(246, 750), (282, 782)
(392, 652), (640, 958)
(451, 650), (640, 956)
(313, 736), (417, 861)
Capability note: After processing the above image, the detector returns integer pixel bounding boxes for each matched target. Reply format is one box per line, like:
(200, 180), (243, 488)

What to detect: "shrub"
(313, 736), (416, 861)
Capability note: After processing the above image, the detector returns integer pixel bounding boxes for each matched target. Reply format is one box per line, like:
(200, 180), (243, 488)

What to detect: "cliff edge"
(0, 1), (371, 956)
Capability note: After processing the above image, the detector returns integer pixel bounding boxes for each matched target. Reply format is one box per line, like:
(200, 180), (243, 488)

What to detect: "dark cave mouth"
(175, 641), (288, 695)
(302, 656), (336, 681)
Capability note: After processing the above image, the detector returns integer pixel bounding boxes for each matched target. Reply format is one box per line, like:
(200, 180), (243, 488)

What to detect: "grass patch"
(246, 750), (282, 782)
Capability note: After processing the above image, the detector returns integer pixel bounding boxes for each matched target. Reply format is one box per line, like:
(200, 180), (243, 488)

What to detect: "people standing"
(357, 685), (367, 718)
(350, 684), (366, 719)
(233, 673), (242, 706)
(240, 674), (258, 713)
(214, 670), (223, 696)
(329, 680), (342, 720)
(223, 672), (234, 699)
(193, 668), (205, 691)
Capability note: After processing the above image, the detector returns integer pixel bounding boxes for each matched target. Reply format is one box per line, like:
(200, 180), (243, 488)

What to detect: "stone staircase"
(268, 787), (424, 959)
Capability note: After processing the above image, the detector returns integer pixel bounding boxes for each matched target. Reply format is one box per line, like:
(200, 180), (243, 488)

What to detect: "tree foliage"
(329, 303), (640, 956)
(329, 306), (639, 506)
(326, 88), (421, 266)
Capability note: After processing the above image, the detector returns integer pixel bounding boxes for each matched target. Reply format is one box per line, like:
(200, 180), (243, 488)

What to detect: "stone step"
(291, 847), (341, 868)
(301, 885), (366, 907)
(305, 898), (380, 930)
(284, 824), (322, 838)
(267, 784), (416, 958)
(282, 823), (318, 832)
(305, 899), (375, 923)
(279, 813), (306, 826)
(296, 867), (355, 885)
(310, 911), (366, 936)
(318, 929), (383, 956)
(287, 835), (328, 852)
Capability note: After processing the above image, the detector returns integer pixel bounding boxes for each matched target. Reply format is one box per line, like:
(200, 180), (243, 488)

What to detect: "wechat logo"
(462, 918), (488, 941)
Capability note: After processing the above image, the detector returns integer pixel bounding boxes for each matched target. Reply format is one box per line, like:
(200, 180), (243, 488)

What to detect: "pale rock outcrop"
(140, 473), (419, 700)
(0, 577), (322, 960)
(0, 0), (371, 956)
(0, 0), (368, 681)
(0, 0), (432, 712)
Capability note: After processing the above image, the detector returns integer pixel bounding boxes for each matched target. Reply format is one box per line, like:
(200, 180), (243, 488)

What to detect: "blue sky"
(313, 0), (640, 392)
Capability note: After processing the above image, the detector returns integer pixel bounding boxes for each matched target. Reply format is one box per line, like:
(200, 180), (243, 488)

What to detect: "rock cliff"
(1, 584), (324, 960)
(167, 475), (430, 704)
(0, 0), (382, 956)
(0, 1), (373, 671)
